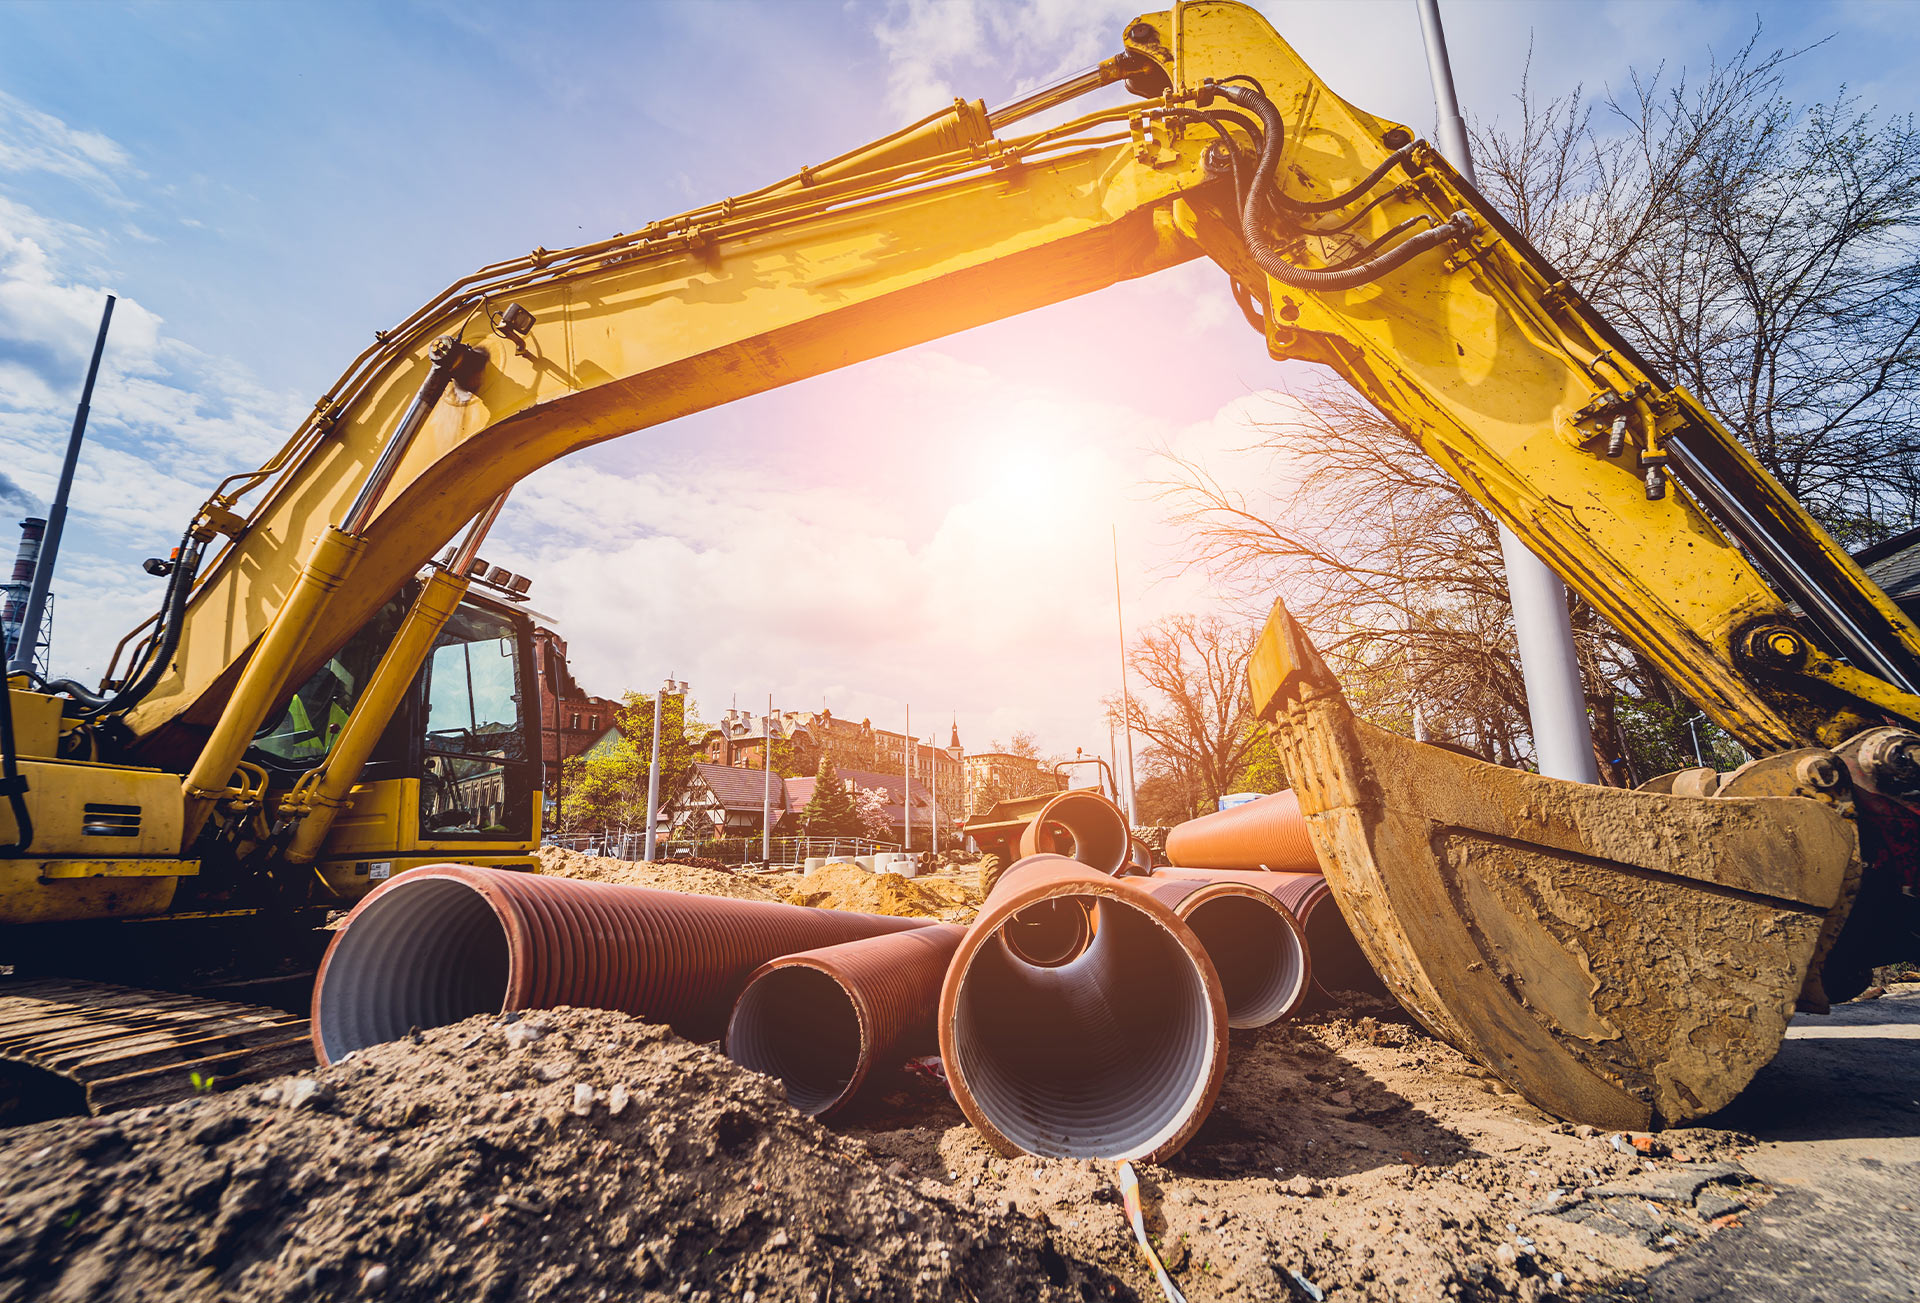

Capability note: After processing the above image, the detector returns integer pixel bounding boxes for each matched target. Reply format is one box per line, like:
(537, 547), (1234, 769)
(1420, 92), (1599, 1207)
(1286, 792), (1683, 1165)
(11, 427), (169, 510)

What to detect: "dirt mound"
(0, 1009), (1112, 1303)
(537, 845), (782, 902)
(783, 864), (978, 923)
(848, 1003), (1768, 1302)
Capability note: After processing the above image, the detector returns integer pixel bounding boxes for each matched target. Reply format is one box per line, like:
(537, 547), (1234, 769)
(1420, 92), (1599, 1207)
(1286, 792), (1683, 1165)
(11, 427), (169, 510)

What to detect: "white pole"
(1112, 525), (1141, 822)
(1414, 0), (1598, 784)
(763, 693), (773, 864)
(903, 704), (911, 852)
(643, 685), (666, 862)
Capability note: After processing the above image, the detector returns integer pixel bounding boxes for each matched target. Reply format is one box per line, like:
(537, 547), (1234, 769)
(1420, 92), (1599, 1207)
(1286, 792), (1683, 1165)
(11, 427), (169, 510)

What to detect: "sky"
(4, 0), (1918, 763)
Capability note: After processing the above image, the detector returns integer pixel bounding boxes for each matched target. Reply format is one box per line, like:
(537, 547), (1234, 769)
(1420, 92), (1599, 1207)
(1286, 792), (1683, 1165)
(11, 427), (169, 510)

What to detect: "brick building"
(531, 627), (622, 792)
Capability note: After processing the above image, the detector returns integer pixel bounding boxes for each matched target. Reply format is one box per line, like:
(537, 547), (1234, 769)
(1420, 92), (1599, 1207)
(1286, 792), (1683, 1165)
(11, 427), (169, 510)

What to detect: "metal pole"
(644, 684), (666, 862)
(12, 295), (112, 675)
(763, 693), (773, 864)
(903, 704), (911, 852)
(1414, 0), (1598, 784)
(929, 733), (939, 853)
(1112, 525), (1140, 822)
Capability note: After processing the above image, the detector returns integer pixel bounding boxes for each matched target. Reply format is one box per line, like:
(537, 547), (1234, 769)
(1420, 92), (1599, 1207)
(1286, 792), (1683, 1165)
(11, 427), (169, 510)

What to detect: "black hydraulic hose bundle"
(39, 527), (204, 721)
(0, 662), (29, 855)
(1202, 81), (1473, 291)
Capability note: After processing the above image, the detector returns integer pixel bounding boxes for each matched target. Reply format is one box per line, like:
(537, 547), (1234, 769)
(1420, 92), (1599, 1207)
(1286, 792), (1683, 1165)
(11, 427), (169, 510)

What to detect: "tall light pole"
(643, 676), (687, 862)
(1414, 0), (1598, 784)
(12, 295), (112, 675)
(762, 693), (774, 865)
(902, 703), (911, 852)
(1112, 525), (1140, 823)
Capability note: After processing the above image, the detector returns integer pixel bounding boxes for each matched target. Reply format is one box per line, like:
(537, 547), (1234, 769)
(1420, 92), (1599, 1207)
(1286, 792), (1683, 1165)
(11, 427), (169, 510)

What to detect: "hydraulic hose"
(1209, 82), (1472, 291)
(42, 528), (203, 720)
(0, 661), (30, 855)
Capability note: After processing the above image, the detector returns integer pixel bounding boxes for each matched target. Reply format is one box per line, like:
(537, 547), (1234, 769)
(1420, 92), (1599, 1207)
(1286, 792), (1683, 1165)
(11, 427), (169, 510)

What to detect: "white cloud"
(0, 90), (138, 204)
(0, 176), (302, 682)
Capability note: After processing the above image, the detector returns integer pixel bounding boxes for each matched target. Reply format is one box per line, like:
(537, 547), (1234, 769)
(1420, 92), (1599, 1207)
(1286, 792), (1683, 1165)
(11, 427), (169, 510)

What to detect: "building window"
(588, 714), (598, 731)
(570, 712), (580, 729)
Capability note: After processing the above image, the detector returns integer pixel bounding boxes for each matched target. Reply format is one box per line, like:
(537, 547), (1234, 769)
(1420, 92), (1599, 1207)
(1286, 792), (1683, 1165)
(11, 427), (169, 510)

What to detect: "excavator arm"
(39, 1), (1919, 1126)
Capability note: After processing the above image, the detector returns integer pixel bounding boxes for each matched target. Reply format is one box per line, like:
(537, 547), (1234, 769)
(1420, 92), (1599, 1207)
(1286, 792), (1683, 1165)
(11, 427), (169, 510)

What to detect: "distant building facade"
(963, 751), (1065, 815)
(531, 627), (622, 791)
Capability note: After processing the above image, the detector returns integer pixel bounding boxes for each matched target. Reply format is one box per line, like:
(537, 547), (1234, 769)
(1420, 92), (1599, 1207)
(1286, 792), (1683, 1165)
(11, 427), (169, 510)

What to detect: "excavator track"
(0, 979), (314, 1123)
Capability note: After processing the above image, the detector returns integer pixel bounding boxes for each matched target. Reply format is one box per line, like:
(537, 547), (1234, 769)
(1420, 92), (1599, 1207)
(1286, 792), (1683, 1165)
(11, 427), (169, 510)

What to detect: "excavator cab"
(246, 579), (542, 900)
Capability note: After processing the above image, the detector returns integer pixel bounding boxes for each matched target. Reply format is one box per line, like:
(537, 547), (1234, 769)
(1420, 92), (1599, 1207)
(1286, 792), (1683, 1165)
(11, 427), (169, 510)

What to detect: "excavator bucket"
(1249, 599), (1860, 1130)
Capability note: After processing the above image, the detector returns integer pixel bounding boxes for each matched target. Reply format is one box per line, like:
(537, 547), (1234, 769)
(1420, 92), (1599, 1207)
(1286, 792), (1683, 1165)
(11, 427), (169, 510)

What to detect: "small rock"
(768, 1230), (790, 1249)
(362, 1262), (390, 1293)
(1329, 1090), (1354, 1107)
(283, 1078), (332, 1111)
(504, 1023), (546, 1050)
(571, 1083), (596, 1116)
(608, 1083), (632, 1116)
(1574, 1124), (1598, 1139)
(1280, 1175), (1321, 1198)
(1160, 1238), (1189, 1271)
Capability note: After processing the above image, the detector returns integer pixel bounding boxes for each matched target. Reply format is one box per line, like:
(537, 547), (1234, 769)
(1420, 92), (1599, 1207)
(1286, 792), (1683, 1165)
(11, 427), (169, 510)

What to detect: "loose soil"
(1, 854), (1831, 1302)
(783, 863), (979, 923)
(536, 846), (784, 902)
(0, 1010), (1112, 1303)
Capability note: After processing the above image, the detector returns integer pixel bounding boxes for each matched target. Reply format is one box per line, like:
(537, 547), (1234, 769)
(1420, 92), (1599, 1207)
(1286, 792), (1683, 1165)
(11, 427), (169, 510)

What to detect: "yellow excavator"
(4, 0), (1916, 1129)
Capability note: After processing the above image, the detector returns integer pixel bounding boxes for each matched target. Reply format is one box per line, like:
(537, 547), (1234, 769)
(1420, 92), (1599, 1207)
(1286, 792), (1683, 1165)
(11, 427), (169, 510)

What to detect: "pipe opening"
(1300, 897), (1385, 998)
(952, 891), (1218, 1158)
(1024, 793), (1129, 875)
(999, 898), (1093, 968)
(726, 966), (863, 1117)
(1181, 894), (1308, 1028)
(315, 876), (510, 1063)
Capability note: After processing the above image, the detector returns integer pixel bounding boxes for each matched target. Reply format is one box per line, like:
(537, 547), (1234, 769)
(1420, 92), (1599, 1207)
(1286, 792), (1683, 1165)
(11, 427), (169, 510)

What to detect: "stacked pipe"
(1159, 790), (1387, 1002)
(309, 786), (1349, 1162)
(311, 865), (932, 1064)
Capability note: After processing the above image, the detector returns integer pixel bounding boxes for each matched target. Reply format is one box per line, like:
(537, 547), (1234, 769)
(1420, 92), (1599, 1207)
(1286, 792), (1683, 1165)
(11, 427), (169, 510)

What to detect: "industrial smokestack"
(1, 518), (46, 665)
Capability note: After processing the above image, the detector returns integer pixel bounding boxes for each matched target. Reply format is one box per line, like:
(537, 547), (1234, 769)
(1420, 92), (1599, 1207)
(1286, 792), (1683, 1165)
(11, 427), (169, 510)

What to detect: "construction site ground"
(1, 854), (1912, 1302)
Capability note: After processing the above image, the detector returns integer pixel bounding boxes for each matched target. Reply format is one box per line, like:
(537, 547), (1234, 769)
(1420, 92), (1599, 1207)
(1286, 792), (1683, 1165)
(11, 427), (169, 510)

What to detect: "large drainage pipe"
(1165, 789), (1318, 872)
(1017, 789), (1133, 876)
(939, 854), (1227, 1162)
(1155, 867), (1386, 1002)
(1120, 876), (1309, 1028)
(311, 865), (931, 1064)
(725, 923), (965, 1120)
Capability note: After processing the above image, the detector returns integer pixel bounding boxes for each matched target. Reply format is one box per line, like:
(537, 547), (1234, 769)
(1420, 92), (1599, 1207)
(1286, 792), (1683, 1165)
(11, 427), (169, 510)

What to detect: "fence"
(542, 833), (904, 866)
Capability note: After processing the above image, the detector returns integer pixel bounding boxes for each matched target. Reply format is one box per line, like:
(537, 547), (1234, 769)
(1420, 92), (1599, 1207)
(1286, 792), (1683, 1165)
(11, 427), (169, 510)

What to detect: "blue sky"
(4, 0), (1917, 758)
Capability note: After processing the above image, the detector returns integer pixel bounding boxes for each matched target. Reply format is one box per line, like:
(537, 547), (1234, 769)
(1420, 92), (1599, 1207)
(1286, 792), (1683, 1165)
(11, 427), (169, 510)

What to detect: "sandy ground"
(7, 853), (1907, 1302)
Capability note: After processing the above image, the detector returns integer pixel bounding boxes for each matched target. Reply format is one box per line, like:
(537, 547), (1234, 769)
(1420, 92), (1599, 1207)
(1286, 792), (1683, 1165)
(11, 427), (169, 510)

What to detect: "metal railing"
(542, 833), (918, 865)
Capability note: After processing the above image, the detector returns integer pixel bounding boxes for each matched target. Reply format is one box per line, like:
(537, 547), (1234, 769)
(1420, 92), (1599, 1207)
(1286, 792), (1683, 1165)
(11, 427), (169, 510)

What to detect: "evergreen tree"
(799, 754), (862, 836)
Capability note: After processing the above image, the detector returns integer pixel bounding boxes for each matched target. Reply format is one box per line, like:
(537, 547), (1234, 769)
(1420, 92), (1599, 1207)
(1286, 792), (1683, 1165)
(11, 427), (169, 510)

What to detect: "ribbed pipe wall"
(939, 855), (1226, 1161)
(1165, 789), (1318, 871)
(1017, 790), (1132, 876)
(1122, 876), (1309, 1028)
(311, 865), (931, 1064)
(725, 924), (964, 1119)
(1155, 867), (1386, 1001)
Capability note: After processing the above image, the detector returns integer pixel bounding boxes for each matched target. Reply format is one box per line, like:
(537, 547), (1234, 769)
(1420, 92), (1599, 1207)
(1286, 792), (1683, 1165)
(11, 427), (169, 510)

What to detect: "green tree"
(556, 691), (705, 836)
(799, 754), (863, 836)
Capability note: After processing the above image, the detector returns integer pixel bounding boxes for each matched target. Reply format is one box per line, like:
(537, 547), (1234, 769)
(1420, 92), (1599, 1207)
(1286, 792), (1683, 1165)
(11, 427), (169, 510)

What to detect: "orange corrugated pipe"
(1164, 789), (1318, 872)
(311, 865), (932, 1064)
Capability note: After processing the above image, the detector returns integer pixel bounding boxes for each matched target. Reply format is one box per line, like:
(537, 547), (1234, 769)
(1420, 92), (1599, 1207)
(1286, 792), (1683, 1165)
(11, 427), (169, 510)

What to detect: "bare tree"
(1474, 34), (1920, 545)
(1116, 614), (1262, 818)
(1157, 30), (1920, 779)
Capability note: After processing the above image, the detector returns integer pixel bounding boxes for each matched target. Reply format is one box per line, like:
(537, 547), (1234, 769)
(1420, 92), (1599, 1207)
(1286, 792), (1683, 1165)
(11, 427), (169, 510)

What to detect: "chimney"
(1, 518), (46, 664)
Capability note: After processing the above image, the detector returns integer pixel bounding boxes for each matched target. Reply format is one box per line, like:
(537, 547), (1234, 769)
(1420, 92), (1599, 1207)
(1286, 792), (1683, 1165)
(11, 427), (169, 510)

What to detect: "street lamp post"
(643, 677), (687, 863)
